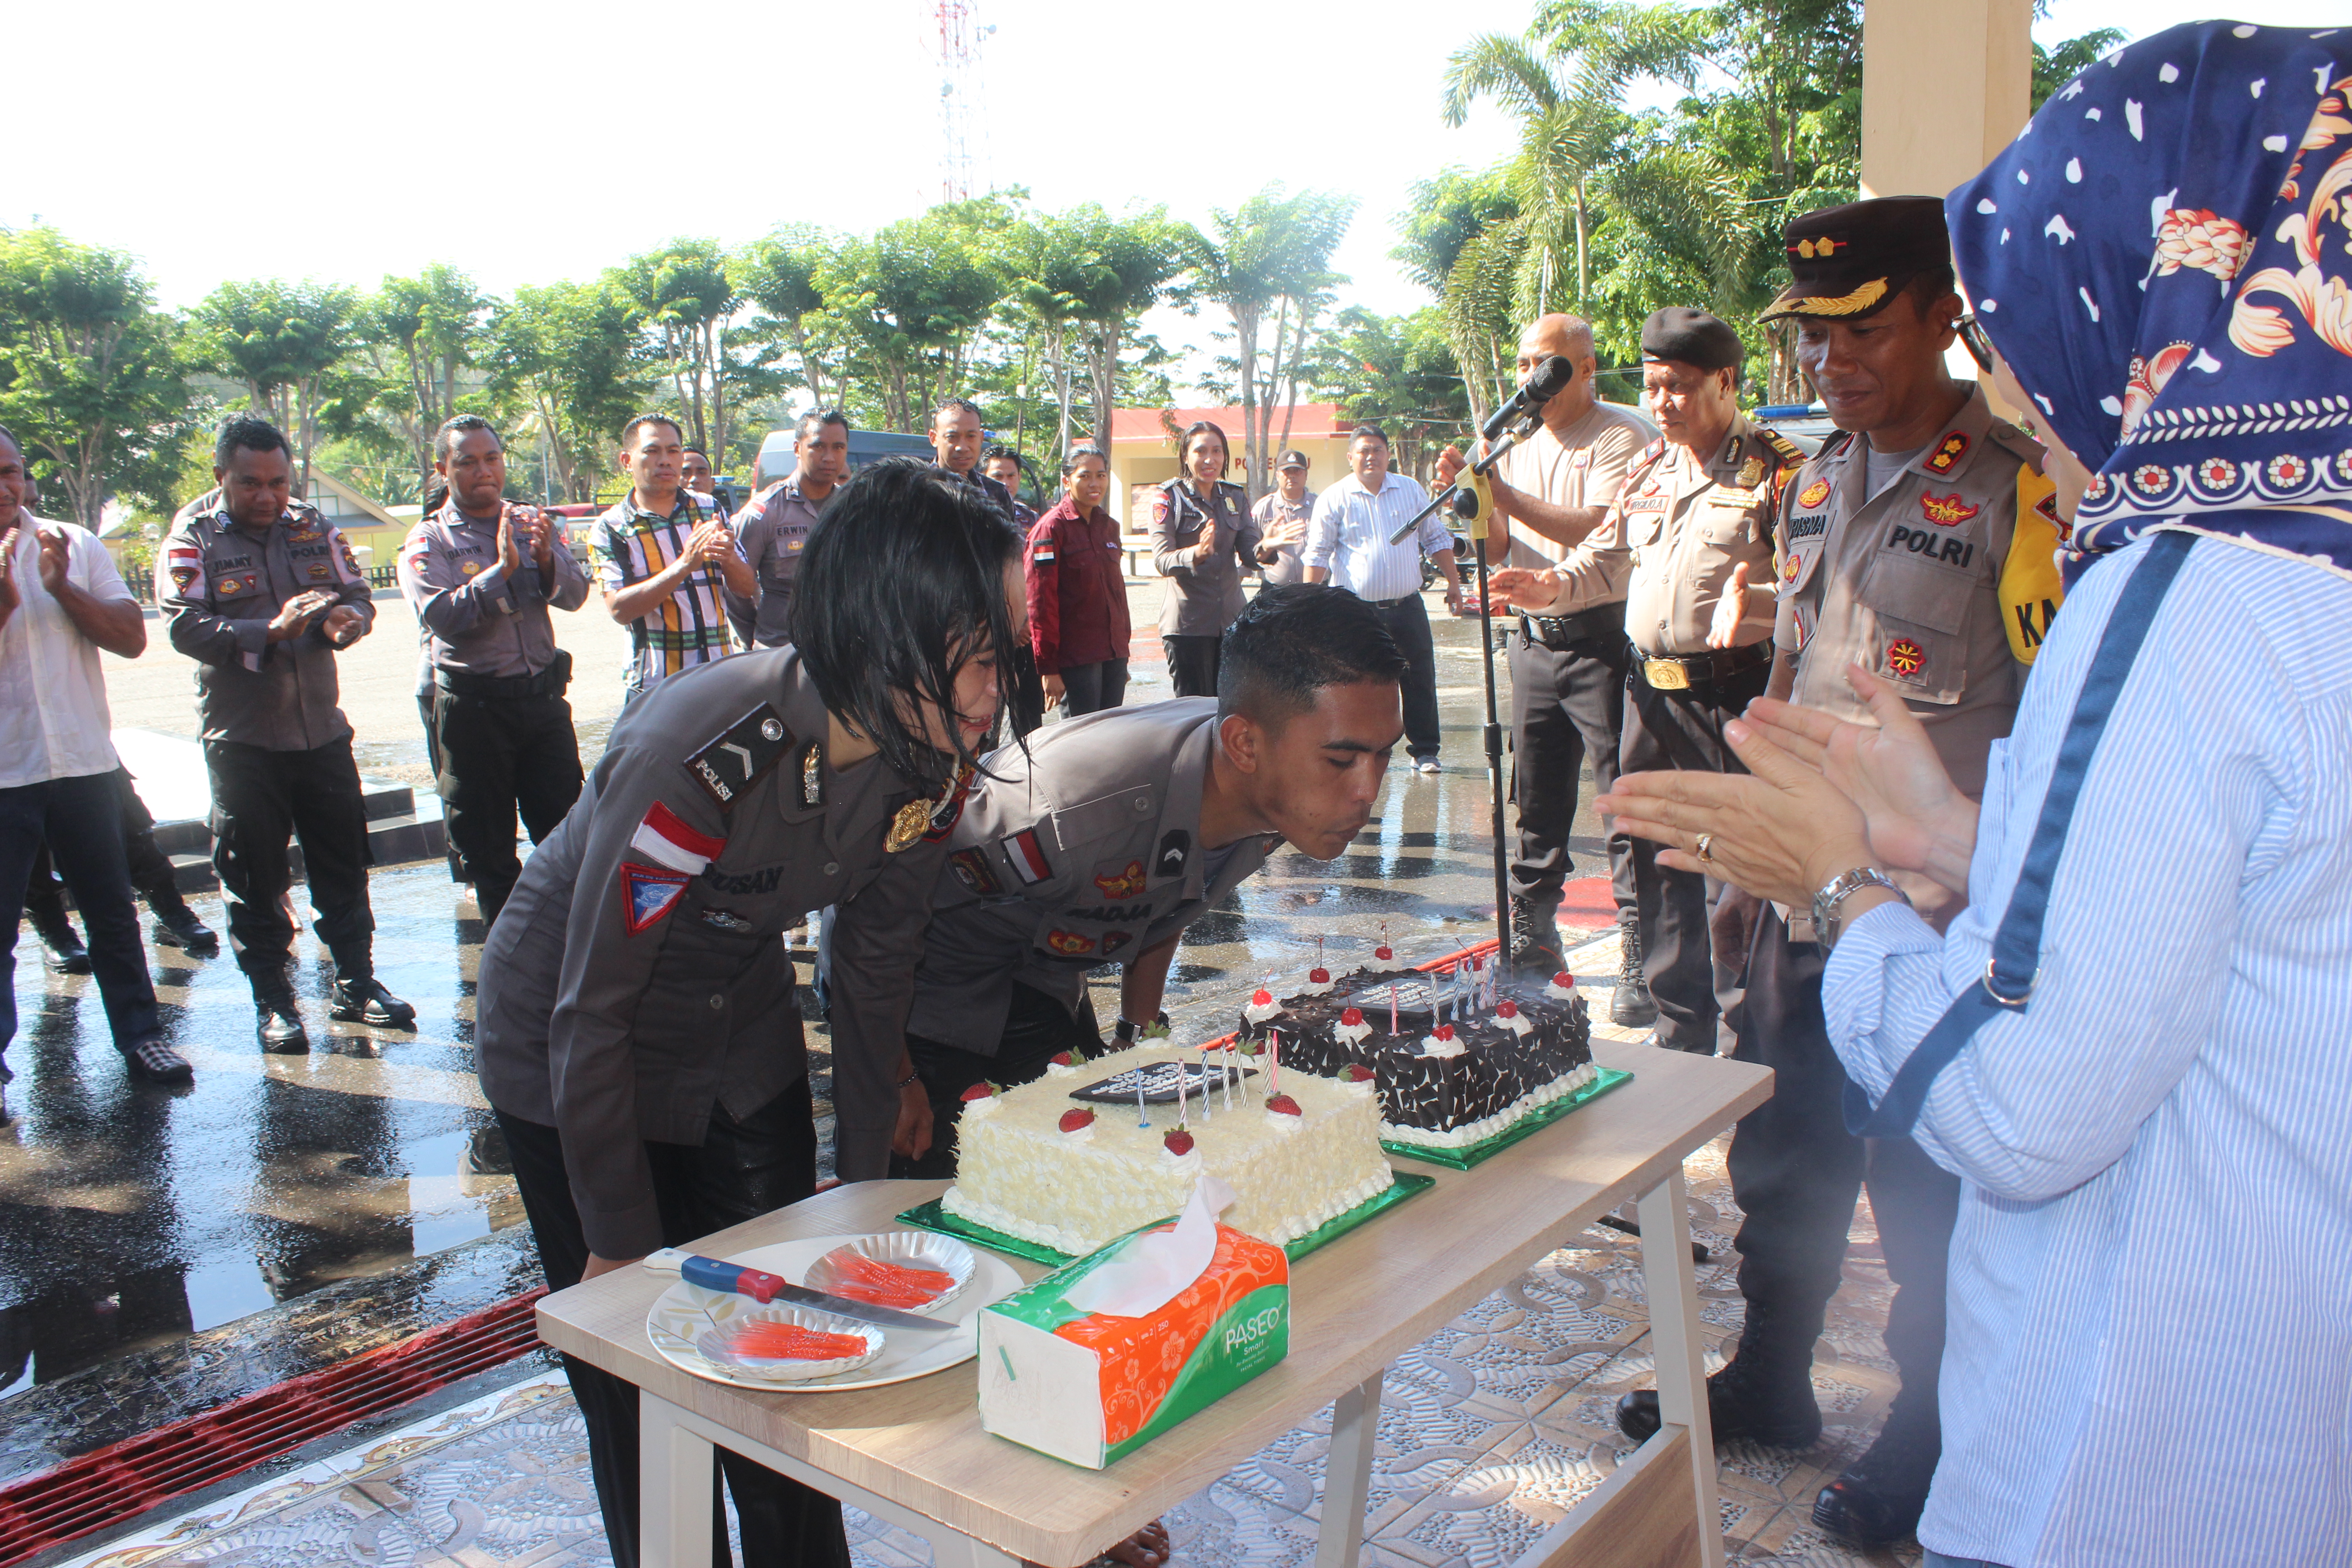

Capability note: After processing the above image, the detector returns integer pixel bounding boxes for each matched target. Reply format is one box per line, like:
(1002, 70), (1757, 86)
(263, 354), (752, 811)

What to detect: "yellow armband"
(2001, 464), (2067, 664)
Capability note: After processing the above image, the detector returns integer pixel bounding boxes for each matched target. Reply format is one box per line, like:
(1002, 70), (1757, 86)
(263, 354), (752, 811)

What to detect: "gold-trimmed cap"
(1759, 196), (1952, 323)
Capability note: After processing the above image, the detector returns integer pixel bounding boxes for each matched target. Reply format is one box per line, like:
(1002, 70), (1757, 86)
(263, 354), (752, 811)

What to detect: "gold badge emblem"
(1737, 456), (1764, 488)
(799, 742), (823, 808)
(886, 799), (931, 853)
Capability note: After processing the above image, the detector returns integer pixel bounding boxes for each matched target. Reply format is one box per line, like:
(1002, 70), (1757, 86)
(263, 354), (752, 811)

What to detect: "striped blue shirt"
(1304, 471), (1453, 603)
(1823, 532), (2352, 1568)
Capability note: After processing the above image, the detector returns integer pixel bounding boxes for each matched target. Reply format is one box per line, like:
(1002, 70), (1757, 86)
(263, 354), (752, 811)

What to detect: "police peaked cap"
(1639, 308), (1744, 372)
(1761, 196), (1952, 322)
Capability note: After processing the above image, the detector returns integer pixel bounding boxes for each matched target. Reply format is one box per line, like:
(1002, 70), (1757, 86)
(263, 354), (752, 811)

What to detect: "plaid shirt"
(593, 490), (735, 691)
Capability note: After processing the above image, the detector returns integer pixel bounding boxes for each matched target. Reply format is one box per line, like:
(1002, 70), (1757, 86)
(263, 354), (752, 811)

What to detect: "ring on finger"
(1694, 833), (1716, 865)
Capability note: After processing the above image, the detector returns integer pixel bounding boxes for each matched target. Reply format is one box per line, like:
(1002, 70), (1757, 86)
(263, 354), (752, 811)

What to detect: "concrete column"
(1860, 0), (2034, 200)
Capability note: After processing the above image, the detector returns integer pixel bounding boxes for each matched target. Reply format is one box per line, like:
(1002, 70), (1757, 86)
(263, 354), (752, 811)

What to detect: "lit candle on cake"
(1269, 1028), (1281, 1096)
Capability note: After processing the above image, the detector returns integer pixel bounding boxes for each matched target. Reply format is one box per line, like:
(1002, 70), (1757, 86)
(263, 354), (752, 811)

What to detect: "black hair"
(434, 413), (500, 462)
(1061, 442), (1107, 478)
(797, 409), (850, 444)
(621, 412), (682, 446)
(1898, 264), (1961, 317)
(980, 444), (1022, 468)
(682, 445), (710, 461)
(1176, 420), (1229, 470)
(0, 421), (19, 459)
(214, 412), (292, 469)
(1348, 422), (1390, 448)
(793, 457), (1023, 793)
(930, 397), (983, 430)
(1216, 583), (1406, 730)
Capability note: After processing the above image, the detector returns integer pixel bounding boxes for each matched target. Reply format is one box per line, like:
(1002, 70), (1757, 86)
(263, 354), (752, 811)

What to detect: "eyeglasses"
(1955, 313), (1996, 375)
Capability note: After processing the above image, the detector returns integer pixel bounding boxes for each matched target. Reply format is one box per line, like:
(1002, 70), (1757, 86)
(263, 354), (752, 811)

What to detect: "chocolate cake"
(1236, 956), (1595, 1152)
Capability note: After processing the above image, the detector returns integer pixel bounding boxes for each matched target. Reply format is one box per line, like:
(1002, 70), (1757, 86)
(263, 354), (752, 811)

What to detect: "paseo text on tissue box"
(978, 1222), (1289, 1468)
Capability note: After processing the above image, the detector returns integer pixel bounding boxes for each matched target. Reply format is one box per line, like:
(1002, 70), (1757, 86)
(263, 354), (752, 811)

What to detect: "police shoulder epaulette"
(1641, 437), (1666, 463)
(1817, 429), (1859, 460)
(1985, 417), (2044, 468)
(1758, 428), (1806, 470)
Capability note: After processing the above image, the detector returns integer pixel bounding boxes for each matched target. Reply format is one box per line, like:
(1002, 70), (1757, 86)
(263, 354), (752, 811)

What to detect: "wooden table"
(535, 1040), (1772, 1568)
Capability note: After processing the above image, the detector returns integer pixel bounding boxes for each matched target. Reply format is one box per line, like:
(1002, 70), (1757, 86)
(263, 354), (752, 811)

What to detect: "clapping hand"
(0, 524), (20, 617)
(496, 510), (525, 575)
(268, 588), (336, 642)
(34, 526), (71, 593)
(323, 604), (365, 647)
(1485, 566), (1555, 612)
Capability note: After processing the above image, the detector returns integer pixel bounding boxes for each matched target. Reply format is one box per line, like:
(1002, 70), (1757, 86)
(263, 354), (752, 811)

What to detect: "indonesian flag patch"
(620, 862), (692, 935)
(630, 801), (726, 875)
(1003, 828), (1053, 884)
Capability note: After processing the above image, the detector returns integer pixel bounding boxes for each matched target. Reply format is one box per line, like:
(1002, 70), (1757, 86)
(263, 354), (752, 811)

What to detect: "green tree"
(817, 202), (1008, 432)
(1070, 210), (1187, 452)
(0, 228), (192, 530)
(735, 226), (841, 412)
(1306, 307), (1472, 481)
(1187, 186), (1356, 496)
(194, 277), (361, 486)
(482, 280), (655, 502)
(368, 264), (485, 496)
(2033, 27), (2125, 109)
(613, 239), (742, 457)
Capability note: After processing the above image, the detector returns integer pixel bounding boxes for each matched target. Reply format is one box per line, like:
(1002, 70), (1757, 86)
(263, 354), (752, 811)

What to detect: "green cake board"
(1378, 1066), (1633, 1170)
(896, 1170), (1437, 1269)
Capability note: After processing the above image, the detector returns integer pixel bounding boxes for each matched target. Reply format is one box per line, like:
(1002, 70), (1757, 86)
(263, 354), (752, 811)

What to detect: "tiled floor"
(58, 1116), (1924, 1568)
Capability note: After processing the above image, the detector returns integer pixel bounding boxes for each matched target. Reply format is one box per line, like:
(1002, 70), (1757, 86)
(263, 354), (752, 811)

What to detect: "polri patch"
(1094, 858), (1146, 899)
(1044, 929), (1097, 956)
(686, 703), (791, 811)
(1920, 491), (1981, 526)
(949, 847), (1002, 897)
(1796, 478), (1832, 509)
(620, 862), (691, 935)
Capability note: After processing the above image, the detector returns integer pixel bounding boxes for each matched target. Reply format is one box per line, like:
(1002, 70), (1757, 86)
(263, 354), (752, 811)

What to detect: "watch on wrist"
(1112, 1017), (1138, 1043)
(1810, 866), (1910, 952)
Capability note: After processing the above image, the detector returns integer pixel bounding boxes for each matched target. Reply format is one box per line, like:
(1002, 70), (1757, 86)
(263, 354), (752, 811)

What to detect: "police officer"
(846, 584), (1406, 1177)
(726, 409), (847, 649)
(474, 461), (1020, 1568)
(1496, 309), (1803, 1054)
(1438, 313), (1658, 996)
(1613, 201), (2065, 1548)
(161, 415), (416, 1051)
(399, 415), (589, 928)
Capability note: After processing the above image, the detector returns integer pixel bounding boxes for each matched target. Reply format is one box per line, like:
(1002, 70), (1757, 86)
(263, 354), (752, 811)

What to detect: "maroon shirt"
(1025, 496), (1131, 673)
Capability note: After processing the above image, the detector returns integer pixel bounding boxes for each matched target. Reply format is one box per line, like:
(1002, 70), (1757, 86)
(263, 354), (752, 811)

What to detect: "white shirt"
(1823, 533), (2352, 1568)
(1304, 471), (1451, 602)
(0, 514), (131, 789)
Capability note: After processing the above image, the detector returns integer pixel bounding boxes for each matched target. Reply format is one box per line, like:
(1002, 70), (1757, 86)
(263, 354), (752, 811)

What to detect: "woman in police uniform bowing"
(474, 460), (1022, 1568)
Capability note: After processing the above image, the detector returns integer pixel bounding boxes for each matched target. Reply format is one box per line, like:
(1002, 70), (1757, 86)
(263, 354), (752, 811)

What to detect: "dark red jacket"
(1025, 497), (1130, 673)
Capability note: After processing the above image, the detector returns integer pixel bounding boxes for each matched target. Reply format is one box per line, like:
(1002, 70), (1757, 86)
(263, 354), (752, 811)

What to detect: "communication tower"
(930, 0), (993, 203)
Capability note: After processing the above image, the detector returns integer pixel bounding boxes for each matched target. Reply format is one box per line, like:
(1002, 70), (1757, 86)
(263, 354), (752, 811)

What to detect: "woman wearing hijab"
(1599, 22), (2352, 1567)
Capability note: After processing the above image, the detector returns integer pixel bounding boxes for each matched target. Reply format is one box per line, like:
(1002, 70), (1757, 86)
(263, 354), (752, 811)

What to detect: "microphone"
(1480, 356), (1575, 442)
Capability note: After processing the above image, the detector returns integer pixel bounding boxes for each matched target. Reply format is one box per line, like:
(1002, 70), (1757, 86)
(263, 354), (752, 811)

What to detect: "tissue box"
(979, 1222), (1289, 1468)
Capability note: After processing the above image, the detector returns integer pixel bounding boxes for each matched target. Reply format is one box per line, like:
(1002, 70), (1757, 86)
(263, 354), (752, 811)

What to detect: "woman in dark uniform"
(1147, 420), (1260, 697)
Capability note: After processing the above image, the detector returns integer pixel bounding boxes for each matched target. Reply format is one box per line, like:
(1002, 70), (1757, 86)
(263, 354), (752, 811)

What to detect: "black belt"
(1519, 603), (1627, 650)
(1632, 639), (1774, 691)
(1363, 593), (1420, 609)
(435, 648), (573, 701)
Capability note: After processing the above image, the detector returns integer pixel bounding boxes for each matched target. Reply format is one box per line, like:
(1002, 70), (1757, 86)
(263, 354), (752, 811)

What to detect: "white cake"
(940, 1045), (1394, 1254)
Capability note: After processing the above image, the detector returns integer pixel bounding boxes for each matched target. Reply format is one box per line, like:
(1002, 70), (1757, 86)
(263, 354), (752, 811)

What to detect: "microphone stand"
(1392, 419), (1543, 971)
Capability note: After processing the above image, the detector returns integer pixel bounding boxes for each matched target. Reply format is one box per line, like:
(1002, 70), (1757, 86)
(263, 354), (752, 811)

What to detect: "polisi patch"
(620, 862), (691, 935)
(1094, 859), (1146, 900)
(685, 703), (791, 810)
(949, 847), (1002, 897)
(1154, 830), (1190, 880)
(1924, 431), (1970, 475)
(1920, 491), (1981, 527)
(1884, 525), (1977, 570)
(1796, 478), (1833, 509)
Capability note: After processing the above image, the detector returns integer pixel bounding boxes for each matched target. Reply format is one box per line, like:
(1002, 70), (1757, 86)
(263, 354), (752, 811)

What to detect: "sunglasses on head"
(1955, 313), (1996, 375)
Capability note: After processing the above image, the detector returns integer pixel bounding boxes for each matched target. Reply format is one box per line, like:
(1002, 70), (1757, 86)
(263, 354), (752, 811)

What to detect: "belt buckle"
(1645, 658), (1690, 691)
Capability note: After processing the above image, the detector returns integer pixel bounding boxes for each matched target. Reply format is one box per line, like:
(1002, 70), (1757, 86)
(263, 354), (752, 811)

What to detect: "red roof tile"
(1105, 403), (1350, 443)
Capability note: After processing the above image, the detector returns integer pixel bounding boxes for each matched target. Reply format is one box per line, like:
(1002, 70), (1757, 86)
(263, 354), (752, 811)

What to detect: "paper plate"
(660, 1303), (883, 1382)
(644, 1233), (1024, 1393)
(804, 1230), (977, 1314)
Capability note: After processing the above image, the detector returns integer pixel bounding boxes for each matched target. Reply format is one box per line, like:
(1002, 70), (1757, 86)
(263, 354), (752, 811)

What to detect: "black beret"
(1639, 308), (1743, 372)
(1761, 196), (1953, 322)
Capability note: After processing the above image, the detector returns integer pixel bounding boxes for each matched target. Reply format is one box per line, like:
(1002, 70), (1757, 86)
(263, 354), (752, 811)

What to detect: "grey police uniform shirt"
(1500, 401), (1656, 613)
(1150, 480), (1261, 636)
(1252, 490), (1315, 585)
(878, 699), (1279, 1055)
(1616, 413), (1803, 657)
(725, 477), (826, 649)
(472, 649), (953, 1258)
(159, 491), (376, 750)
(1773, 384), (2034, 801)
(399, 501), (590, 678)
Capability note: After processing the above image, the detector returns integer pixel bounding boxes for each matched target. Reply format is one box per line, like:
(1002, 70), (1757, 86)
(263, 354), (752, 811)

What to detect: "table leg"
(641, 1391), (715, 1568)
(1313, 1368), (1383, 1568)
(1636, 1170), (1723, 1568)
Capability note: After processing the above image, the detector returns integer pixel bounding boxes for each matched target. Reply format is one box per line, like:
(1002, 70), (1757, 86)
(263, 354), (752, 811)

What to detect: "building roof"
(1105, 403), (1352, 445)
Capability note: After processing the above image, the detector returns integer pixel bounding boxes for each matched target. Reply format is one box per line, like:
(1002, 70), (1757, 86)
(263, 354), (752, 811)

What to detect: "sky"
(8, 0), (2346, 356)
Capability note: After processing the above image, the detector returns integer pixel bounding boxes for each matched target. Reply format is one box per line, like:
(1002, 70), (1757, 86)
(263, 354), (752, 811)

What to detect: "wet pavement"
(3, 583), (1628, 1474)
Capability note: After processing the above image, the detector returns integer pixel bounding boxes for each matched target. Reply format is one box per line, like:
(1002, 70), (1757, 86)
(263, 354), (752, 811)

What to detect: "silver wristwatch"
(1811, 867), (1909, 952)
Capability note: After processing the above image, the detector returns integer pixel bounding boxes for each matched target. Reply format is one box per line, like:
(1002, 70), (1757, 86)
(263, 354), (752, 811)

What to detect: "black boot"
(332, 973), (417, 1029)
(1616, 1303), (1823, 1450)
(250, 969), (310, 1054)
(1508, 895), (1563, 975)
(145, 881), (219, 956)
(1610, 908), (1658, 1027)
(27, 902), (92, 975)
(1811, 1396), (1940, 1545)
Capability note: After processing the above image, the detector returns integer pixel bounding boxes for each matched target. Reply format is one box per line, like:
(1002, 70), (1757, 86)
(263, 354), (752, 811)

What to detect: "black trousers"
(1507, 632), (1635, 914)
(1163, 634), (1221, 698)
(1058, 658), (1129, 718)
(0, 772), (159, 1055)
(1368, 594), (1442, 761)
(498, 1079), (848, 1568)
(429, 689), (583, 927)
(23, 768), (182, 921)
(205, 735), (376, 979)
(1620, 657), (1772, 1053)
(890, 985), (1103, 1180)
(1728, 906), (1960, 1438)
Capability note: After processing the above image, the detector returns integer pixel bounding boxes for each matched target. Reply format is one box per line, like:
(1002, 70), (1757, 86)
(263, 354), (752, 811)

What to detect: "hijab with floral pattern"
(1947, 20), (2352, 579)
